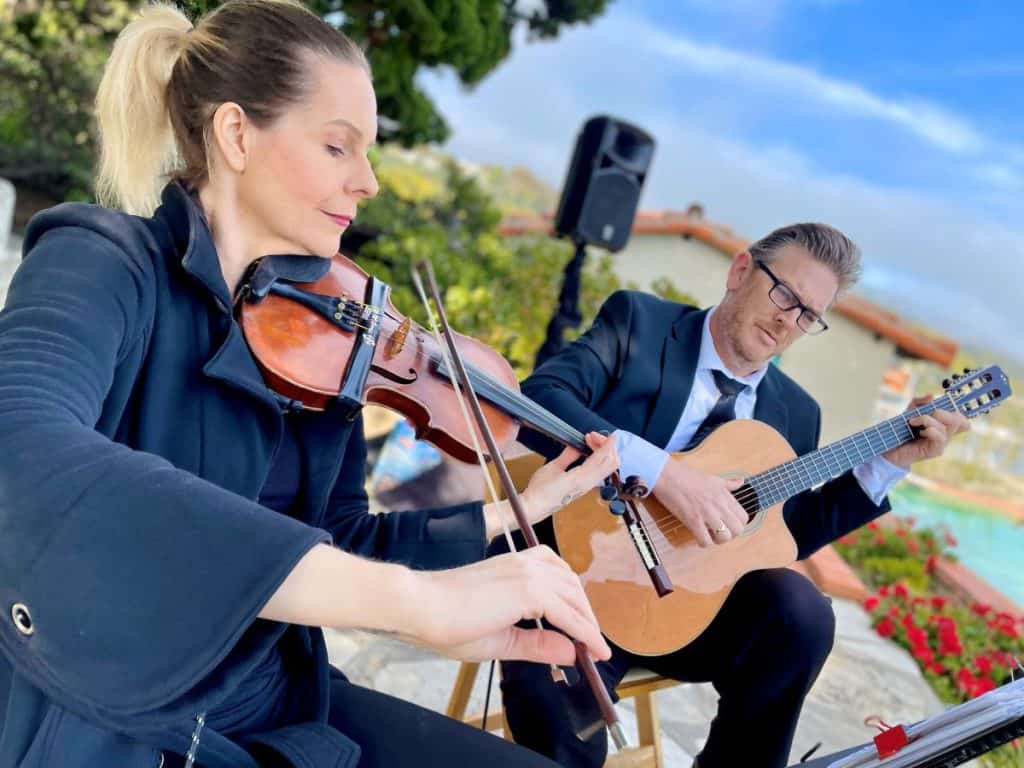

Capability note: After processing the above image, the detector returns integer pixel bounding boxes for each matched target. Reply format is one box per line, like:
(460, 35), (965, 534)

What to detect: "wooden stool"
(446, 661), (677, 768)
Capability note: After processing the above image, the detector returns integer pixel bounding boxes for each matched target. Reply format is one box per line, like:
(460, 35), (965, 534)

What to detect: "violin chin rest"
(248, 254), (333, 298)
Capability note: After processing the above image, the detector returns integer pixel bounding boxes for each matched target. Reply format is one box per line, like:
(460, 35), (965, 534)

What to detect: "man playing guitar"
(497, 222), (969, 768)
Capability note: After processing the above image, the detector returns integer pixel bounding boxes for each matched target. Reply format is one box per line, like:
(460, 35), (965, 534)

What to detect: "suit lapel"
(753, 366), (789, 436)
(643, 308), (707, 448)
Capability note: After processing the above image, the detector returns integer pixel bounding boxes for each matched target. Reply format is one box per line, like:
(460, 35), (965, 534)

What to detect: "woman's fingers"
(494, 547), (609, 661)
(549, 444), (582, 472)
(567, 435), (619, 489)
(446, 626), (578, 666)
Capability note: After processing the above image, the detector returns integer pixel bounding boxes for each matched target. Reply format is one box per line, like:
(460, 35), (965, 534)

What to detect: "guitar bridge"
(622, 504), (674, 597)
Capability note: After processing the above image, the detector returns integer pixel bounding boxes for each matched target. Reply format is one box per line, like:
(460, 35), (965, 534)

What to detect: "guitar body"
(553, 419), (800, 656)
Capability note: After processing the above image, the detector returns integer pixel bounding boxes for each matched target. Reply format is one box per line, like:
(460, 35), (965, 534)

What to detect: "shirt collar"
(698, 305), (770, 391)
(153, 181), (232, 309)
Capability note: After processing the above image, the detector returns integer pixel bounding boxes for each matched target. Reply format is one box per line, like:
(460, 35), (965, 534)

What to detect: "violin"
(238, 252), (583, 462)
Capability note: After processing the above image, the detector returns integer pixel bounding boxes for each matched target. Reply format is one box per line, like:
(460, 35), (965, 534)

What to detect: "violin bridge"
(388, 317), (411, 357)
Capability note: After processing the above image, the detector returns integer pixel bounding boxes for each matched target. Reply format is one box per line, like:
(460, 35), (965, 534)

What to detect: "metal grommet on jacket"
(11, 603), (34, 636)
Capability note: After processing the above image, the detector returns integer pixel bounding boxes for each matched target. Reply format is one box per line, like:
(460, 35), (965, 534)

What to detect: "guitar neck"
(746, 394), (960, 510)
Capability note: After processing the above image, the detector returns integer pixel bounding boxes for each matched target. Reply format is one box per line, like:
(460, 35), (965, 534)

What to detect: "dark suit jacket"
(0, 182), (485, 767)
(518, 289), (891, 561)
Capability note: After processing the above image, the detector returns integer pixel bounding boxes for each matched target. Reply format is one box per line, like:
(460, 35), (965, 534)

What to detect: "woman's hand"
(482, 432), (619, 541)
(408, 546), (611, 666)
(520, 432), (619, 528)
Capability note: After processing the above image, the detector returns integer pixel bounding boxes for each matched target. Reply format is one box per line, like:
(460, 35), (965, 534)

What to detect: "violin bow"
(411, 259), (629, 750)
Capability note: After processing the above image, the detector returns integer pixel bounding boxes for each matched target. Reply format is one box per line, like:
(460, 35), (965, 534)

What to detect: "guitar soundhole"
(730, 479), (764, 536)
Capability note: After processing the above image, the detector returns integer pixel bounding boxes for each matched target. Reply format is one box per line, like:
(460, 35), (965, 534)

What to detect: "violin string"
(409, 268), (518, 554)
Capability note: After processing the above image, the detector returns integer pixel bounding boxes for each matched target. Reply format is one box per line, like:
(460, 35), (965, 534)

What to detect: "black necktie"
(684, 369), (745, 450)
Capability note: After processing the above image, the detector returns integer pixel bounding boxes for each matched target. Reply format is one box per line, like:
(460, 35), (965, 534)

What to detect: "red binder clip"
(864, 715), (909, 758)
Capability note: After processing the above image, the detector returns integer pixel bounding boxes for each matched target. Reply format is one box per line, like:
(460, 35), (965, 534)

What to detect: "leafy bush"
(838, 517), (1022, 766)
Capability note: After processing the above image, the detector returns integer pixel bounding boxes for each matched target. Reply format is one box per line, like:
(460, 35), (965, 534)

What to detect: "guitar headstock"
(942, 365), (1013, 418)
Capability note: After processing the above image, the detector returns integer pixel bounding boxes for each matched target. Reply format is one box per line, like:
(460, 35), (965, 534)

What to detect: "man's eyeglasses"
(754, 260), (829, 335)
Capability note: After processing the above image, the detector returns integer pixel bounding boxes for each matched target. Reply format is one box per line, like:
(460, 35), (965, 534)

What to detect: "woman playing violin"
(0, 2), (617, 766)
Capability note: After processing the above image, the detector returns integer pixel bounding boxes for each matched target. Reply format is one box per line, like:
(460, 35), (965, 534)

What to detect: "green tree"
(356, 156), (625, 376)
(2, 0), (615, 203)
(0, 0), (135, 202)
(304, 0), (613, 146)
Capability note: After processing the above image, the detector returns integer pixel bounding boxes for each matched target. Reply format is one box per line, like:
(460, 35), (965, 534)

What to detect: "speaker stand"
(534, 240), (587, 369)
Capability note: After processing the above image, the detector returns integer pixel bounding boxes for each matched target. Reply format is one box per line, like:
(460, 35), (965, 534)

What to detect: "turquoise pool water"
(889, 483), (1024, 607)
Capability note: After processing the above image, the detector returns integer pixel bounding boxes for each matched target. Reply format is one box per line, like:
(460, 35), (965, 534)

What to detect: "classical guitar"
(551, 365), (1013, 656)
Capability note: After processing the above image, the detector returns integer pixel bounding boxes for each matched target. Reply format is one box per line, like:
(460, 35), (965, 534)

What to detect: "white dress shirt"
(614, 306), (907, 503)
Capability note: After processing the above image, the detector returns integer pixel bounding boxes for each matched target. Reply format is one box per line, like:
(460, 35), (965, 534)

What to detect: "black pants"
(500, 568), (836, 768)
(326, 678), (559, 768)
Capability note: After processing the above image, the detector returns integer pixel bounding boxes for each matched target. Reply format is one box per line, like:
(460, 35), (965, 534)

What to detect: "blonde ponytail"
(95, 0), (368, 217)
(95, 3), (191, 216)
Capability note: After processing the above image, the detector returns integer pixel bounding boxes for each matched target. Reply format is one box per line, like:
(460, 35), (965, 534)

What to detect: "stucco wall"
(609, 232), (894, 445)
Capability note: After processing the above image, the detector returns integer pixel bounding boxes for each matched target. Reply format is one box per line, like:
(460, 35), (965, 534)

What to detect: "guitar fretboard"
(746, 395), (959, 510)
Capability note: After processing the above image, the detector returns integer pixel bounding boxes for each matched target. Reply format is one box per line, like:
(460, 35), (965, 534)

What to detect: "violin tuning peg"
(942, 378), (951, 389)
(599, 482), (618, 502)
(608, 499), (626, 516)
(622, 475), (648, 498)
(964, 367), (972, 374)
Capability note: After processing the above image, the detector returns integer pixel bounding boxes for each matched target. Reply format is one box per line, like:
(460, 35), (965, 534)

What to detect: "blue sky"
(417, 0), (1024, 365)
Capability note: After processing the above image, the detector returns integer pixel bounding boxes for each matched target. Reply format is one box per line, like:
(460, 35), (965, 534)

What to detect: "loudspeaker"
(553, 115), (655, 252)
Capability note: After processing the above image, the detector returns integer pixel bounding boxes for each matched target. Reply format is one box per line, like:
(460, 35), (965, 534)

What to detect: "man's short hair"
(748, 223), (861, 293)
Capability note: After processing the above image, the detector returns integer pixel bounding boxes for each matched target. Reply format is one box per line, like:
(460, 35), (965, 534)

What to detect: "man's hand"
(652, 456), (747, 547)
(883, 394), (970, 470)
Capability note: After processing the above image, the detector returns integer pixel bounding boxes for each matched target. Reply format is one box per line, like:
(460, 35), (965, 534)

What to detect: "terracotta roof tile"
(499, 211), (957, 367)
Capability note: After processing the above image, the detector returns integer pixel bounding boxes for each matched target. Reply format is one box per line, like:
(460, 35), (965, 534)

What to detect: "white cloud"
(969, 164), (1023, 190)
(417, 7), (1024, 363)
(635, 22), (984, 155)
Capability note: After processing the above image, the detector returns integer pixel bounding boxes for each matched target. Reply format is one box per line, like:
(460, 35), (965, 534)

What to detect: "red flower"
(975, 656), (993, 675)
(939, 638), (964, 656)
(889, 605), (901, 617)
(956, 668), (976, 692)
(907, 627), (929, 648)
(972, 677), (997, 697)
(874, 535), (886, 545)
(998, 624), (1020, 640)
(945, 533), (958, 547)
(913, 646), (934, 663)
(931, 596), (948, 611)
(907, 540), (919, 553)
(973, 603), (992, 617)
(926, 554), (938, 573)
(868, 521), (880, 531)
(912, 596), (927, 607)
(938, 622), (963, 655)
(894, 583), (910, 600)
(927, 661), (947, 675)
(876, 618), (896, 638)
(878, 585), (890, 597)
(864, 596), (880, 611)
(838, 534), (857, 546)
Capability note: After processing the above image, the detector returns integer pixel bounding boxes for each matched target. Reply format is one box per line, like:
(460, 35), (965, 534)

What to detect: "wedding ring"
(712, 523), (728, 536)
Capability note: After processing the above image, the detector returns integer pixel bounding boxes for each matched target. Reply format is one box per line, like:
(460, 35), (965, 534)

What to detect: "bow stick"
(411, 259), (628, 750)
